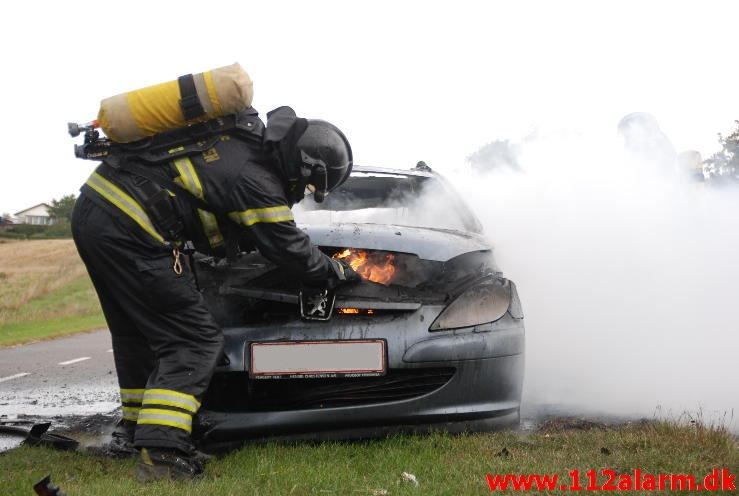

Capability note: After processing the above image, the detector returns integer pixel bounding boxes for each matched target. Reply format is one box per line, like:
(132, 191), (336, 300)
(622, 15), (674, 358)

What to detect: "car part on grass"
(23, 423), (79, 451)
(34, 475), (68, 496)
(0, 423), (79, 452)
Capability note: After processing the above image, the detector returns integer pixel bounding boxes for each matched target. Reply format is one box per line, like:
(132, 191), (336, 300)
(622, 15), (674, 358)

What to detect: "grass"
(0, 422), (736, 495)
(0, 239), (104, 347)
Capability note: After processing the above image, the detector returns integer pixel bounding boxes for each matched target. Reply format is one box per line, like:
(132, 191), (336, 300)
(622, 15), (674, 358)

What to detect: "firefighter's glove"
(332, 258), (361, 283)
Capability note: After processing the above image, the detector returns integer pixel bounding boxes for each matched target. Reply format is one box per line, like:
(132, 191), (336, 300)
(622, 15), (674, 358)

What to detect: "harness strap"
(132, 175), (184, 246)
(122, 161), (236, 254)
(123, 162), (213, 213)
(178, 74), (206, 121)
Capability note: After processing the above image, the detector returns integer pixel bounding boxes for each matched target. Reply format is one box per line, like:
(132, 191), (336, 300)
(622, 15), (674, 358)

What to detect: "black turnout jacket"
(80, 122), (341, 285)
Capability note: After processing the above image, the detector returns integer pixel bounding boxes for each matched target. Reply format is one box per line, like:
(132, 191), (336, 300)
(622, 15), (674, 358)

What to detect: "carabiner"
(172, 249), (183, 276)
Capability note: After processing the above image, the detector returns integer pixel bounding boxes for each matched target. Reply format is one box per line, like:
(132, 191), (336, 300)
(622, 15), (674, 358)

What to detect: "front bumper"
(196, 306), (524, 448)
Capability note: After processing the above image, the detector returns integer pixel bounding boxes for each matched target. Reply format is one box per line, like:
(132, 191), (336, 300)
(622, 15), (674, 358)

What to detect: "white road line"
(106, 349), (114, 353)
(58, 357), (91, 366)
(0, 373), (30, 383)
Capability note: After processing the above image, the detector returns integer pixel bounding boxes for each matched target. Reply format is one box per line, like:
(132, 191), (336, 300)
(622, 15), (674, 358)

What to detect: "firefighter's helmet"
(294, 119), (353, 203)
(265, 107), (353, 204)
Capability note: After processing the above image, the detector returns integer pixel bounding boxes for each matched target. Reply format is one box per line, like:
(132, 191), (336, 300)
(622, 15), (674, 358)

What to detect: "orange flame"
(337, 308), (376, 315)
(333, 249), (397, 285)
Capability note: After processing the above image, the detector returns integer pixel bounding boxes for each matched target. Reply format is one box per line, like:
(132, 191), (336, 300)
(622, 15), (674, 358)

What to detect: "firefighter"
(72, 106), (358, 480)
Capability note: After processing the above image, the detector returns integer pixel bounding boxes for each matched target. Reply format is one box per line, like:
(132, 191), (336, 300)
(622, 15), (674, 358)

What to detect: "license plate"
(249, 340), (386, 379)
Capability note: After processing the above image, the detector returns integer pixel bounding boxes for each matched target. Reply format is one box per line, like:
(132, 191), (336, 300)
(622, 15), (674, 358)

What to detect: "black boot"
(87, 420), (137, 459)
(136, 447), (205, 481)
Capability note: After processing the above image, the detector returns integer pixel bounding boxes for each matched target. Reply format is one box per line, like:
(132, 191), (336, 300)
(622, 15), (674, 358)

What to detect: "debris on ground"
(401, 472), (419, 486)
(0, 422), (79, 452)
(33, 475), (68, 496)
(23, 423), (79, 451)
(494, 447), (510, 457)
(539, 417), (609, 433)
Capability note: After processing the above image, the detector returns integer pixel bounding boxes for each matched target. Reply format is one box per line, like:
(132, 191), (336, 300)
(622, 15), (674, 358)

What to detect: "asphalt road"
(0, 330), (118, 417)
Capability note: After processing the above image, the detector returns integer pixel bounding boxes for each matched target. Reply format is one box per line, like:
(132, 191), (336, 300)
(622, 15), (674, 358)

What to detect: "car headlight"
(429, 278), (515, 331)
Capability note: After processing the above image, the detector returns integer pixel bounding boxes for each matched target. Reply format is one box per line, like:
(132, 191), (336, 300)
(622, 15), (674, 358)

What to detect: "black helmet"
(295, 120), (353, 202)
(265, 107), (353, 204)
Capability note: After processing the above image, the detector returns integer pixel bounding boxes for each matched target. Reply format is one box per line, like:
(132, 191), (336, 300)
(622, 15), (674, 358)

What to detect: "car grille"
(203, 368), (456, 412)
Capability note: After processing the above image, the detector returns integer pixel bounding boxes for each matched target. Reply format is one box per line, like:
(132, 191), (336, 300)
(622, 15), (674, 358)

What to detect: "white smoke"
(452, 124), (739, 430)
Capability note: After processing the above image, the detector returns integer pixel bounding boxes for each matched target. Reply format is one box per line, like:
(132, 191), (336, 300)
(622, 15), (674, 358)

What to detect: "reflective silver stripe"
(137, 408), (192, 433)
(228, 206), (294, 227)
(86, 172), (165, 244)
(120, 389), (144, 403)
(142, 389), (200, 413)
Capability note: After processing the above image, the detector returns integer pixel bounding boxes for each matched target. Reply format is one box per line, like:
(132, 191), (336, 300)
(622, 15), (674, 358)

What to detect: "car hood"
(299, 223), (491, 262)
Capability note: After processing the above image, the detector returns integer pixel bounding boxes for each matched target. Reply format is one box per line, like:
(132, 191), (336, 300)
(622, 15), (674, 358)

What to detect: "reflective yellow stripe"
(85, 172), (165, 244)
(173, 158), (204, 200)
(229, 205), (294, 227)
(137, 408), (192, 433)
(122, 406), (140, 421)
(198, 210), (224, 247)
(143, 388), (201, 413)
(120, 388), (145, 403)
(173, 157), (224, 248)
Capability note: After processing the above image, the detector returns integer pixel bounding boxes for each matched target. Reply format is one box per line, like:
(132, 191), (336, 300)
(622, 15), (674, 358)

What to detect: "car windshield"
(293, 171), (477, 232)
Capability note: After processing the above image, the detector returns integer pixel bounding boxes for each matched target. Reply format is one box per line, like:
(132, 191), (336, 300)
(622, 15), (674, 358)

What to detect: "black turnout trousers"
(72, 194), (223, 452)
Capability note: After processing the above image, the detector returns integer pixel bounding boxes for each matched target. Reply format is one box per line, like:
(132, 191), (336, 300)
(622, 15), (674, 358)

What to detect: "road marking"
(106, 349), (114, 353)
(0, 373), (30, 383)
(58, 357), (91, 366)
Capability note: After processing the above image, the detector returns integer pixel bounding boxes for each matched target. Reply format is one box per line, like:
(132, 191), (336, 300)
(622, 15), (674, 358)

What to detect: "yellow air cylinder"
(98, 63), (253, 143)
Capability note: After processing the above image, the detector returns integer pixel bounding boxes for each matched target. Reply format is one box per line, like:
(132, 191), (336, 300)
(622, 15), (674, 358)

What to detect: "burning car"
(193, 164), (524, 450)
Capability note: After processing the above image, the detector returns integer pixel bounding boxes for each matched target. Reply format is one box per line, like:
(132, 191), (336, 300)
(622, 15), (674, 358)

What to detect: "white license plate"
(249, 340), (386, 379)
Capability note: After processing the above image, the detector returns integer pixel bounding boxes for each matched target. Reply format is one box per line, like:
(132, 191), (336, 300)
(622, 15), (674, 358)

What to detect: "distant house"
(14, 203), (55, 225)
(0, 216), (14, 227)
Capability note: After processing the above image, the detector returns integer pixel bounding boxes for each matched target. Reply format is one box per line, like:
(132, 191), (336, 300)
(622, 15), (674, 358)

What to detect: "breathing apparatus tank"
(97, 63), (253, 143)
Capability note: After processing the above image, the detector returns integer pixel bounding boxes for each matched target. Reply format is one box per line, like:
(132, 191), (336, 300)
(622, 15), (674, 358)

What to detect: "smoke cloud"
(451, 124), (739, 430)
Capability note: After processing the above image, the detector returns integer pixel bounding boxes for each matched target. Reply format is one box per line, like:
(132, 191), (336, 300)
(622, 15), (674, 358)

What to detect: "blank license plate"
(250, 340), (386, 379)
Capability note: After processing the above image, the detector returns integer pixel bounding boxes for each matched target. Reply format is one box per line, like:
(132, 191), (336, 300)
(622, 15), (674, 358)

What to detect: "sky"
(1, 0), (737, 215)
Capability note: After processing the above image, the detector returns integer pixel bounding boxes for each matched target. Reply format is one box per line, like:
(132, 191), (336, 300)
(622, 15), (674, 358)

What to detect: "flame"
(337, 308), (376, 315)
(333, 249), (397, 285)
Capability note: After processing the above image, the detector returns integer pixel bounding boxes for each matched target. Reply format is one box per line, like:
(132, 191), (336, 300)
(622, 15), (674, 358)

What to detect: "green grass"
(0, 312), (105, 347)
(1, 423), (736, 495)
(0, 275), (105, 347)
(0, 239), (105, 347)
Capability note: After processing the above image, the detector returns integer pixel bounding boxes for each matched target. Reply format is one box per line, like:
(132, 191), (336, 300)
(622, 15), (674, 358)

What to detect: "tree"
(704, 120), (739, 186)
(48, 194), (77, 223)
